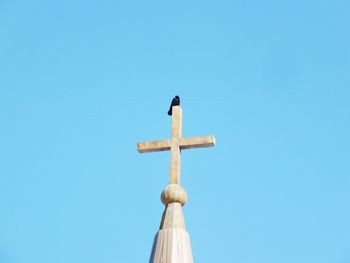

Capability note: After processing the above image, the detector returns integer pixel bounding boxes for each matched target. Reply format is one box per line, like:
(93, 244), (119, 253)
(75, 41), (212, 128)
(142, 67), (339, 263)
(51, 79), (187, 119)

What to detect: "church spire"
(137, 104), (215, 263)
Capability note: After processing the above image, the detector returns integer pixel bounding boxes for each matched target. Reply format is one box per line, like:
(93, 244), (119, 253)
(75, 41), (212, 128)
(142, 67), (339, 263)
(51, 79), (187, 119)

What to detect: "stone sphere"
(161, 184), (188, 205)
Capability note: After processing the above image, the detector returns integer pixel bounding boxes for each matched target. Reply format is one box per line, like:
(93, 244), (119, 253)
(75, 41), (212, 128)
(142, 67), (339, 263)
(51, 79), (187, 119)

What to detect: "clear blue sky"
(0, 0), (349, 262)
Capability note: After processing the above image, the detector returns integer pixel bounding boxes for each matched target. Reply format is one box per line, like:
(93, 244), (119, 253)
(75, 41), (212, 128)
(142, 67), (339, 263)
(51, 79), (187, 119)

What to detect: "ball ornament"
(161, 184), (188, 205)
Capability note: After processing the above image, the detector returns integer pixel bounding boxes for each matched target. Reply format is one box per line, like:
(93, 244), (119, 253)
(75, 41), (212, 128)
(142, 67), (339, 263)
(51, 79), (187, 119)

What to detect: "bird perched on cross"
(167, 96), (180, 116)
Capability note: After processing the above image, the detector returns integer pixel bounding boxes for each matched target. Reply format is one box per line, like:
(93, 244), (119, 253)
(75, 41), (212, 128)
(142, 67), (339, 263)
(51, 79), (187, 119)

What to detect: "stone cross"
(137, 106), (215, 185)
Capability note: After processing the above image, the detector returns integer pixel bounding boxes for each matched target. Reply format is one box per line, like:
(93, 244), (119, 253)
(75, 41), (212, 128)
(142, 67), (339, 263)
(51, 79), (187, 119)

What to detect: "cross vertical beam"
(170, 106), (182, 184)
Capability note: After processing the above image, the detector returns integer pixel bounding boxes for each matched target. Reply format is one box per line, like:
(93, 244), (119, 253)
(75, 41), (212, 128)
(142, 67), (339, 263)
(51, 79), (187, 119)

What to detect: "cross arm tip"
(204, 135), (216, 147)
(136, 143), (144, 153)
(212, 135), (216, 146)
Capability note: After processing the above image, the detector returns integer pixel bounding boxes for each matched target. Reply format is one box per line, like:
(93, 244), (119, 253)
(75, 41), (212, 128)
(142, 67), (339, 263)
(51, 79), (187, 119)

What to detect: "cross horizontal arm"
(179, 136), (216, 150)
(137, 140), (171, 153)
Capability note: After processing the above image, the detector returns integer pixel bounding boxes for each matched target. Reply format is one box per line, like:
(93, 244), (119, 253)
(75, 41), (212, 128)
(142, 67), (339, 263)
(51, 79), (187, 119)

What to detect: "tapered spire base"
(149, 185), (193, 263)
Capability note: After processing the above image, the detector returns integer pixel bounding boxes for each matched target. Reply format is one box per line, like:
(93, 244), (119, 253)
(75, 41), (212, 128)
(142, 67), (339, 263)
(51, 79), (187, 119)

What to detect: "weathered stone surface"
(138, 105), (215, 263)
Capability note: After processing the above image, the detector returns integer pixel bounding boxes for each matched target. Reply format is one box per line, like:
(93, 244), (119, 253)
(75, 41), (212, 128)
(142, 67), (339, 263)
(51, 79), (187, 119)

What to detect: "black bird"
(167, 96), (180, 116)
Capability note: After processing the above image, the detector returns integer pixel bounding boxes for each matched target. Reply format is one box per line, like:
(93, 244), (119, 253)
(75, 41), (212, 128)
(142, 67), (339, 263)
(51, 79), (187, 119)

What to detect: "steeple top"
(137, 101), (216, 263)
